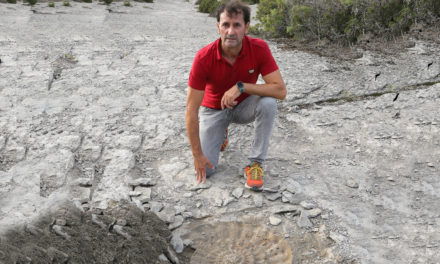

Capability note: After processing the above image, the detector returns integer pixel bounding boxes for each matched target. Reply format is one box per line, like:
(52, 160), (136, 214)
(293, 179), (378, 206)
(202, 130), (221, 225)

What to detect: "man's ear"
(216, 22), (220, 35)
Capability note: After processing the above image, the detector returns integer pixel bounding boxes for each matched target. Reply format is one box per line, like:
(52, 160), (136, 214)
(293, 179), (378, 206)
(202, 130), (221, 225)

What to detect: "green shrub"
(124, 1), (131, 6)
(143, 0), (153, 2)
(7, 0), (17, 4)
(82, 0), (92, 3)
(27, 0), (37, 5)
(198, 0), (220, 15)
(254, 0), (440, 45)
(63, 1), (70, 6)
(104, 0), (112, 4)
(48, 1), (55, 7)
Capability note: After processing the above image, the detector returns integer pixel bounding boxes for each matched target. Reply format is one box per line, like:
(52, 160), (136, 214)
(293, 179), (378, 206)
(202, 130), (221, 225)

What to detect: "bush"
(143, 0), (153, 3)
(124, 1), (131, 6)
(254, 0), (440, 45)
(7, 0), (17, 4)
(198, 0), (220, 15)
(104, 0), (112, 4)
(27, 0), (37, 5)
(48, 1), (55, 7)
(82, 0), (92, 3)
(63, 1), (70, 6)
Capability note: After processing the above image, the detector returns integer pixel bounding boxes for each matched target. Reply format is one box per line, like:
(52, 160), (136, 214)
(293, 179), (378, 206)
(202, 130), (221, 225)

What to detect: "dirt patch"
(0, 201), (188, 264)
(274, 21), (440, 60)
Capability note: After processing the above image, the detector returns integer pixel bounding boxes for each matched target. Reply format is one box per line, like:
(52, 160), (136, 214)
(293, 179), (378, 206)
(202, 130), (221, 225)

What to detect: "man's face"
(217, 11), (249, 50)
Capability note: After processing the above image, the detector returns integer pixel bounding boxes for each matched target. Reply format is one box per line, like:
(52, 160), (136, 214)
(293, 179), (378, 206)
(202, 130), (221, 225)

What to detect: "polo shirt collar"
(216, 35), (249, 61)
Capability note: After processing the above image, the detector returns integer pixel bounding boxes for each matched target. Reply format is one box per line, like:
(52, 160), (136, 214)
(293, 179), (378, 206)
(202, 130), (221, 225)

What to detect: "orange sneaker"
(220, 128), (228, 151)
(244, 162), (264, 191)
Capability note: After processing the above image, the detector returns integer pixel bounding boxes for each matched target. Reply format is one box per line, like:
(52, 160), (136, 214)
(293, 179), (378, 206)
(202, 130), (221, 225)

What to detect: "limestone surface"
(0, 0), (439, 263)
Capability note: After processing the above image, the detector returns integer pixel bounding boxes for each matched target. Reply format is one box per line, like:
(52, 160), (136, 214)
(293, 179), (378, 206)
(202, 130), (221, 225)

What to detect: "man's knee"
(257, 97), (277, 117)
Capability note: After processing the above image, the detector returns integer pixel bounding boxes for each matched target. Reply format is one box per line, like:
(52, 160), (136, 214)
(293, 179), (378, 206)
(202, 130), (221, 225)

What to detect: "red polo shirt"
(188, 36), (278, 110)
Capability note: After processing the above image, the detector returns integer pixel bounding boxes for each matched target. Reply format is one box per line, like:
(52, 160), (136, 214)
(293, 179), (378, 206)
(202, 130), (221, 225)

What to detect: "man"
(185, 0), (286, 191)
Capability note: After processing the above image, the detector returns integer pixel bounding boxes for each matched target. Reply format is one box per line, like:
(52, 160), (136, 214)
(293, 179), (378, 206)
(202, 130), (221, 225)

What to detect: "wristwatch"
(236, 81), (244, 93)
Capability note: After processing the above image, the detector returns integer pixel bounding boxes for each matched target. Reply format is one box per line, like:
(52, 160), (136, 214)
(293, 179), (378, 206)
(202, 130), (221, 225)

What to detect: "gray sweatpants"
(199, 95), (277, 176)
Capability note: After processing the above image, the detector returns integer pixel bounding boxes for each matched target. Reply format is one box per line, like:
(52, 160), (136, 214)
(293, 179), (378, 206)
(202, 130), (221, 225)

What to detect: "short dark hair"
(216, 0), (251, 25)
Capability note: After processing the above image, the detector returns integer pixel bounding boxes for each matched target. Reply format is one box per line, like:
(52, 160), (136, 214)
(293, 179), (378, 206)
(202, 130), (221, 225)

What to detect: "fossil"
(182, 221), (292, 264)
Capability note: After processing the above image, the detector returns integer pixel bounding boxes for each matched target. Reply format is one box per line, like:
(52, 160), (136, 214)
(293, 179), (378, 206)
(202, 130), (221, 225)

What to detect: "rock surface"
(0, 1), (439, 263)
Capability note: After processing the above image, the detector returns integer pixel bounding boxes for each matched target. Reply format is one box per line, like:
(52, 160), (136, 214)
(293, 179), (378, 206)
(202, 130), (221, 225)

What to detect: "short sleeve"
(188, 54), (207, 90)
(258, 41), (279, 77)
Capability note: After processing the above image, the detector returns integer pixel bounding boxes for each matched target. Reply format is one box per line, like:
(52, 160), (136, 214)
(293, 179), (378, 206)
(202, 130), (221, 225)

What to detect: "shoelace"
(249, 165), (264, 180)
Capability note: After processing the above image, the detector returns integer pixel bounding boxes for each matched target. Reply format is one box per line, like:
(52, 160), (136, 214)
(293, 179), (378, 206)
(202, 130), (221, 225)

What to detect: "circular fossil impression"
(182, 221), (292, 264)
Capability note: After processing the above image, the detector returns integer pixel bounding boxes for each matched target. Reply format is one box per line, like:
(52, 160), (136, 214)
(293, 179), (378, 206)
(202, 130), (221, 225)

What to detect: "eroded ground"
(0, 0), (439, 263)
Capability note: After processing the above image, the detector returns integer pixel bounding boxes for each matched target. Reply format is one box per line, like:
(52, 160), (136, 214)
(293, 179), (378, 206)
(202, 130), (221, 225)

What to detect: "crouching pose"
(185, 0), (286, 190)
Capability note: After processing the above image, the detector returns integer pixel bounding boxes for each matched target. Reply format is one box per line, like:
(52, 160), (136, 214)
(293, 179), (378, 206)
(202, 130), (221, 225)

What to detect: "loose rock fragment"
(169, 215), (184, 230)
(269, 216), (282, 226)
(253, 194), (263, 207)
(112, 224), (131, 240)
(74, 178), (92, 187)
(133, 187), (151, 203)
(128, 178), (155, 187)
(189, 182), (211, 191)
(91, 214), (107, 229)
(150, 202), (164, 213)
(47, 247), (69, 264)
(183, 192), (193, 198)
(298, 211), (313, 228)
(165, 246), (180, 264)
(300, 201), (315, 210)
(265, 192), (282, 201)
(223, 196), (235, 206)
(171, 234), (184, 253)
(232, 187), (243, 199)
(345, 179), (359, 189)
(281, 191), (294, 203)
(307, 208), (322, 218)
(158, 254), (171, 263)
(52, 225), (71, 240)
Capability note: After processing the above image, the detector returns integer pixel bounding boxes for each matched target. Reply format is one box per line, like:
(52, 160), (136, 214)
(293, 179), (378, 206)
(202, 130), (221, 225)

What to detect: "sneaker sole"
(244, 172), (263, 191)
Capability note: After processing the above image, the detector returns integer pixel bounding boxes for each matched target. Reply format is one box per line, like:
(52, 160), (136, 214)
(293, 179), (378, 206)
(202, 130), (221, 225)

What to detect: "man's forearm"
(185, 110), (203, 157)
(242, 82), (286, 100)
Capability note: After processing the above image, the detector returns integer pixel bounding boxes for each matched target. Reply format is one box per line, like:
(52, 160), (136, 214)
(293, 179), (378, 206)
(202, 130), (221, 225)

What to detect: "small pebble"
(427, 163), (435, 168)
(269, 216), (282, 226)
(232, 187), (244, 199)
(345, 179), (359, 189)
(196, 202), (202, 208)
(300, 201), (315, 210)
(183, 192), (193, 198)
(307, 208), (322, 218)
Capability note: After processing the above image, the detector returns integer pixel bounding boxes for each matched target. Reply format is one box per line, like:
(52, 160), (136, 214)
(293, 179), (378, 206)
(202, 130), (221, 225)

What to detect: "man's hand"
(221, 84), (241, 109)
(194, 154), (214, 184)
